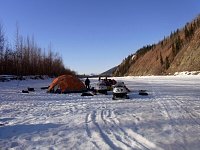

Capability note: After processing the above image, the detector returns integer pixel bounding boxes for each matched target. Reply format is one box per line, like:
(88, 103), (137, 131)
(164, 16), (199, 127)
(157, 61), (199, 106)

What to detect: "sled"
(139, 90), (148, 95)
(81, 91), (94, 96)
(28, 87), (35, 92)
(22, 90), (29, 93)
(0, 123), (5, 126)
(41, 86), (49, 90)
(112, 94), (129, 100)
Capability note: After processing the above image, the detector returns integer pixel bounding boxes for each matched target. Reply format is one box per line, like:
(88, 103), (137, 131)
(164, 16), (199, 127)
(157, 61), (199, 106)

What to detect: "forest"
(0, 24), (75, 76)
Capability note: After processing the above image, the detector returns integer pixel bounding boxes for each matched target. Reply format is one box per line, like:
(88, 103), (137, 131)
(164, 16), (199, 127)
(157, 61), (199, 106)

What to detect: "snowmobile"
(96, 81), (108, 94)
(112, 82), (129, 100)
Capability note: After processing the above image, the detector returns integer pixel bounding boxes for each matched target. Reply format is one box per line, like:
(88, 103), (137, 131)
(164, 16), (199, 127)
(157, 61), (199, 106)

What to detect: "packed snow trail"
(0, 76), (200, 149)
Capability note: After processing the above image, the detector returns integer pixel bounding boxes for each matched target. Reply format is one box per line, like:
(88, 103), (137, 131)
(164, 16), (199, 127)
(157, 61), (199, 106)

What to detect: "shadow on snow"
(0, 123), (62, 139)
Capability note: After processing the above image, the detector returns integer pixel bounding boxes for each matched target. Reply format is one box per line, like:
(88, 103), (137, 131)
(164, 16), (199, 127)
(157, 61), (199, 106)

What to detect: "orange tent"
(47, 75), (86, 93)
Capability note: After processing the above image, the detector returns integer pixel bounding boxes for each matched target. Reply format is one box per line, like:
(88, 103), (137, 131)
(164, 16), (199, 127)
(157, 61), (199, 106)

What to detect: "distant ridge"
(100, 66), (118, 77)
(112, 15), (200, 76)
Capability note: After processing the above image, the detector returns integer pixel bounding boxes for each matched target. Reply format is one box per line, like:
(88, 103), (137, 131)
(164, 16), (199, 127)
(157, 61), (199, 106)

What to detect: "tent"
(47, 75), (86, 93)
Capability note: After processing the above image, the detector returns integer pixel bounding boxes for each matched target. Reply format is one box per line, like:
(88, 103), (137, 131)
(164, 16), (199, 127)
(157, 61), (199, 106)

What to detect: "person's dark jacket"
(85, 78), (90, 86)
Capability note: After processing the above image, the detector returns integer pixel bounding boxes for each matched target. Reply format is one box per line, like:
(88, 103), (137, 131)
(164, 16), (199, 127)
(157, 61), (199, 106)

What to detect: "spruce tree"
(160, 52), (163, 66)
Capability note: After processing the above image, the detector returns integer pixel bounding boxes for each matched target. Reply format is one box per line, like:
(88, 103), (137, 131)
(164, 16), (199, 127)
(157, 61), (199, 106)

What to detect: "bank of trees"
(0, 24), (75, 76)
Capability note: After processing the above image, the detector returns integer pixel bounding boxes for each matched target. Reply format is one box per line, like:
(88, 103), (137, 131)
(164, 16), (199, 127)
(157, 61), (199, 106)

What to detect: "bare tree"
(0, 24), (5, 74)
(0, 22), (75, 76)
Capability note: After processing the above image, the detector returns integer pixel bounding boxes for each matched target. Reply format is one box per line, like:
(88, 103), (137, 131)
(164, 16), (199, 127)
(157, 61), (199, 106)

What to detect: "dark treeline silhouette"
(0, 24), (75, 76)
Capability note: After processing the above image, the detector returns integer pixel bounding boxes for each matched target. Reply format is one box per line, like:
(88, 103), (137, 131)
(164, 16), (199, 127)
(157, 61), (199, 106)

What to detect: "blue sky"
(0, 0), (200, 74)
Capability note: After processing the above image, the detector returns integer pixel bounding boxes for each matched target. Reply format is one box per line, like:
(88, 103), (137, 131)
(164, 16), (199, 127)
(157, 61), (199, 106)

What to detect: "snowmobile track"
(85, 106), (162, 150)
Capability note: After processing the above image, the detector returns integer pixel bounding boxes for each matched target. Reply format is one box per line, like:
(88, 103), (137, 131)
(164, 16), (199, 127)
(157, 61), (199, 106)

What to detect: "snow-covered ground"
(0, 75), (200, 150)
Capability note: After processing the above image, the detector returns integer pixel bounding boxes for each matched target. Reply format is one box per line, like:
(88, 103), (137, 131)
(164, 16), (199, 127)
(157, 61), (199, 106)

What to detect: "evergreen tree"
(165, 56), (170, 70)
(184, 26), (190, 39)
(160, 52), (163, 66)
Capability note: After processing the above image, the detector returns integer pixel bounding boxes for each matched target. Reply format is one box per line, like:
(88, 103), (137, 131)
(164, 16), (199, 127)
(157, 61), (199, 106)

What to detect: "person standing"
(85, 77), (90, 90)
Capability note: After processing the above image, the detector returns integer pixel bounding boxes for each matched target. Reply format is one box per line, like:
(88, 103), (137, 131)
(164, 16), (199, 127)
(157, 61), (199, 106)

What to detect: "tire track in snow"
(151, 82), (194, 150)
(99, 106), (162, 150)
(91, 109), (122, 150)
(85, 113), (101, 150)
(172, 98), (200, 126)
(165, 96), (200, 150)
(107, 110), (164, 150)
(147, 78), (175, 150)
(160, 98), (191, 150)
(125, 129), (163, 150)
(156, 94), (189, 150)
(85, 107), (146, 150)
(85, 109), (120, 150)
(85, 113), (92, 138)
(100, 109), (137, 149)
(171, 98), (200, 150)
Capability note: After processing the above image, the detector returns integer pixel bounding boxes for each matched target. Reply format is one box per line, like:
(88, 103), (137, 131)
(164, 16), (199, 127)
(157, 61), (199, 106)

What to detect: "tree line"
(0, 24), (75, 76)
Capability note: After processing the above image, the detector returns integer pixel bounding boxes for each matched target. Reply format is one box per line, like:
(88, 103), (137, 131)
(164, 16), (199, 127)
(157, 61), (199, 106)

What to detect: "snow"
(0, 75), (200, 150)
(131, 55), (136, 60)
(174, 71), (200, 76)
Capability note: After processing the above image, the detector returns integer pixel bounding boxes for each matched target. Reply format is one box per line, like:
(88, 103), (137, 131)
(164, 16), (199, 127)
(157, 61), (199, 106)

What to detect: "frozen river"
(0, 75), (200, 150)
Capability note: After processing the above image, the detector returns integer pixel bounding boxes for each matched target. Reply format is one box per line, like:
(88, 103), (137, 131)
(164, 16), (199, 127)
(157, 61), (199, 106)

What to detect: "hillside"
(113, 15), (200, 76)
(100, 66), (118, 77)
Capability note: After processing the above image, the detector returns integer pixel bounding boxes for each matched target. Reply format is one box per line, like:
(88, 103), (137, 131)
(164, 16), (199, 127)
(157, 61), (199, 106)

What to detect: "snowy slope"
(0, 76), (200, 150)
